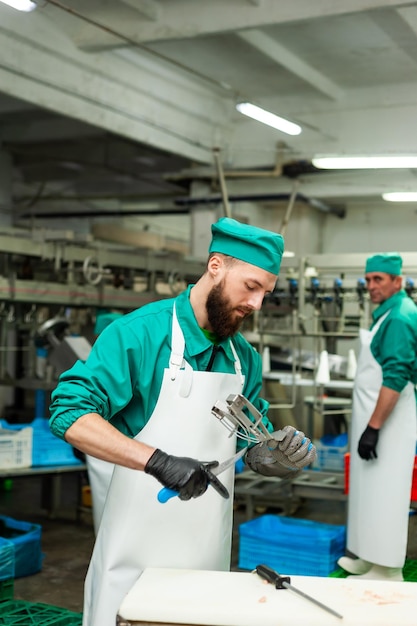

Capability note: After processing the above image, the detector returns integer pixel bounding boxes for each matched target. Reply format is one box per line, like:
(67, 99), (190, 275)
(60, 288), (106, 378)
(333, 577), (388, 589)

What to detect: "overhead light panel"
(312, 155), (417, 169)
(383, 192), (417, 202)
(236, 102), (302, 136)
(0, 0), (36, 10)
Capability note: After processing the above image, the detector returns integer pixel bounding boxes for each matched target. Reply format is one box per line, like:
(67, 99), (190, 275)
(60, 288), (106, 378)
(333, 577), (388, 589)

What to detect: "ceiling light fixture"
(382, 192), (417, 202)
(312, 155), (417, 169)
(0, 0), (36, 10)
(236, 102), (302, 136)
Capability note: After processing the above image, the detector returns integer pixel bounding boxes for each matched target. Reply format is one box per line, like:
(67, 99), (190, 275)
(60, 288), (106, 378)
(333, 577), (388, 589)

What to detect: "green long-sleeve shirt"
(370, 290), (417, 393)
(49, 285), (272, 447)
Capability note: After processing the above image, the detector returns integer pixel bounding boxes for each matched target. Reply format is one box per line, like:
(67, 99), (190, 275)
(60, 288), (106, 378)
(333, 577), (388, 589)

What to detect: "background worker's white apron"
(347, 311), (417, 567)
(82, 305), (245, 626)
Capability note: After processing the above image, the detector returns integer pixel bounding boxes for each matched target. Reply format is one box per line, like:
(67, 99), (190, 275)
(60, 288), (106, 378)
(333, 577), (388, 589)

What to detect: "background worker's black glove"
(358, 425), (379, 460)
(144, 449), (229, 500)
(245, 426), (316, 479)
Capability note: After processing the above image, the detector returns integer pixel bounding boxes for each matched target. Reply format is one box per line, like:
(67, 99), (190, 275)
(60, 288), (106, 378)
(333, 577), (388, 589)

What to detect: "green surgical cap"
(209, 217), (284, 275)
(365, 252), (403, 276)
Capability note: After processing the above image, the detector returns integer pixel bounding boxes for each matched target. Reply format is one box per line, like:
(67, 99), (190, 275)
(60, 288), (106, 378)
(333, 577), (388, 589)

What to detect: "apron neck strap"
(169, 303), (185, 380)
(229, 340), (244, 387)
(170, 303), (245, 389)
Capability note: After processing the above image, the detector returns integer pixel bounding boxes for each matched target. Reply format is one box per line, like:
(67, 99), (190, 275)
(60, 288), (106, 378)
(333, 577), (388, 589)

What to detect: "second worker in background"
(339, 252), (417, 581)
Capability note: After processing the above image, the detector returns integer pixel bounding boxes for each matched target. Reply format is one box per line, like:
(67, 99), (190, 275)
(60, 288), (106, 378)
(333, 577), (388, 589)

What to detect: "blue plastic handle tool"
(157, 447), (247, 503)
(158, 487), (179, 503)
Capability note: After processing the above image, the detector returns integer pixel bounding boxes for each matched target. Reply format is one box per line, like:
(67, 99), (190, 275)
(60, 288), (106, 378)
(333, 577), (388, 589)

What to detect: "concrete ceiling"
(1, 0), (417, 226)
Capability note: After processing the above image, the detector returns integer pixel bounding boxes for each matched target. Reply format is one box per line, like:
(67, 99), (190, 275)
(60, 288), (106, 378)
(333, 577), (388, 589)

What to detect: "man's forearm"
(64, 413), (229, 501)
(64, 412), (156, 470)
(368, 386), (400, 429)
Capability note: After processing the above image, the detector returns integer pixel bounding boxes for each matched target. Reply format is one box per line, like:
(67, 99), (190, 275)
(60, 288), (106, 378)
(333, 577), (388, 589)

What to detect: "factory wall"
(323, 200), (417, 255)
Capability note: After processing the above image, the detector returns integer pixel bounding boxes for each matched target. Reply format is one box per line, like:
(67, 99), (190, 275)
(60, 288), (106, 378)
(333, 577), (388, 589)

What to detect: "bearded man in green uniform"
(49, 217), (316, 626)
(338, 252), (417, 581)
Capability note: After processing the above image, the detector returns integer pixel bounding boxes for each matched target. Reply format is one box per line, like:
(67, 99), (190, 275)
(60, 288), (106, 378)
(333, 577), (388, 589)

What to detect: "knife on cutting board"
(255, 564), (343, 620)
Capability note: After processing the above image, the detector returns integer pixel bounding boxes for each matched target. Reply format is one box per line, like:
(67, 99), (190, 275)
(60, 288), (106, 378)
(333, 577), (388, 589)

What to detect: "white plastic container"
(0, 427), (33, 469)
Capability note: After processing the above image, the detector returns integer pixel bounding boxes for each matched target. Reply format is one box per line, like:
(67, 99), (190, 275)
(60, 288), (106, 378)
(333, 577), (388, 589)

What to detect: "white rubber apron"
(85, 454), (114, 534)
(347, 311), (417, 567)
(82, 305), (245, 626)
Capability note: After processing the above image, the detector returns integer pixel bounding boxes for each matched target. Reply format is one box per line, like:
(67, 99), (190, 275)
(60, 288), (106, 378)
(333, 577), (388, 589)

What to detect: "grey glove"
(245, 426), (317, 479)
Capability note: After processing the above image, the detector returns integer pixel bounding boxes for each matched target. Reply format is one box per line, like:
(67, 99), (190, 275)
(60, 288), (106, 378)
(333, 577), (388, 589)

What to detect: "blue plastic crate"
(0, 537), (14, 582)
(311, 433), (348, 472)
(0, 418), (82, 467)
(31, 418), (82, 467)
(0, 515), (42, 578)
(238, 514), (346, 577)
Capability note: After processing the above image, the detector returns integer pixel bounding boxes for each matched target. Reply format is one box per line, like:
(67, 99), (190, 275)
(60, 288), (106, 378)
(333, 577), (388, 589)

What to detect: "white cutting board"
(117, 567), (417, 626)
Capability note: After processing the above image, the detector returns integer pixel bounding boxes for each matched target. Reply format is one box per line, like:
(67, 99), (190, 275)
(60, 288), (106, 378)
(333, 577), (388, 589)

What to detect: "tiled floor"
(0, 472), (416, 615)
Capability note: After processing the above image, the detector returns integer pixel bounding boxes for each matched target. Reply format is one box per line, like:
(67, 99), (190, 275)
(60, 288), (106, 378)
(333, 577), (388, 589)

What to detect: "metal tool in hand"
(157, 447), (247, 503)
(255, 564), (343, 620)
(211, 393), (285, 445)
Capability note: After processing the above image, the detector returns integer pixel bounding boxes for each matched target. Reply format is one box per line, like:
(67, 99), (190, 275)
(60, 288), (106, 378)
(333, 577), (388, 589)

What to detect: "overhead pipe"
(175, 191), (345, 218)
(19, 191), (345, 219)
(18, 208), (191, 218)
(167, 142), (287, 183)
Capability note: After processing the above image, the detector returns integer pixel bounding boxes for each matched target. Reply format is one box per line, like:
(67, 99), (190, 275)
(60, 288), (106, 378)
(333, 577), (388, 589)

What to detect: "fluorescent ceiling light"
(236, 102), (302, 136)
(383, 192), (417, 202)
(0, 0), (36, 10)
(312, 155), (417, 169)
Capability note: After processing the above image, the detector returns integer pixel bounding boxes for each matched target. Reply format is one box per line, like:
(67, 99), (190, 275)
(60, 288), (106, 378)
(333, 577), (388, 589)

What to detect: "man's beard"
(206, 281), (251, 339)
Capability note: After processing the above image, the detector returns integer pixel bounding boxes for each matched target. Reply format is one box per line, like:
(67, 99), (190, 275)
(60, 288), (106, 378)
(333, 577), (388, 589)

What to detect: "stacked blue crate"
(0, 536), (15, 581)
(0, 516), (42, 578)
(238, 514), (346, 577)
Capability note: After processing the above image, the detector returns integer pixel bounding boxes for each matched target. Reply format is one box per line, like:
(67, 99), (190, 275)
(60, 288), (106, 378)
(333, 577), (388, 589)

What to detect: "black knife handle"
(255, 564), (291, 589)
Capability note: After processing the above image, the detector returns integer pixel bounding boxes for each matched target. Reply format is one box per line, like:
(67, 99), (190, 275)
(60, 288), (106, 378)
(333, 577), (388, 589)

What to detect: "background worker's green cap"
(209, 217), (284, 275)
(365, 252), (403, 276)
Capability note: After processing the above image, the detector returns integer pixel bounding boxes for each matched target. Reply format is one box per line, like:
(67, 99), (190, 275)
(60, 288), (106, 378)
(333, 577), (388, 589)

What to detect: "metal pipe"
(280, 181), (299, 237)
(18, 192), (345, 219)
(175, 192), (345, 217)
(212, 149), (232, 218)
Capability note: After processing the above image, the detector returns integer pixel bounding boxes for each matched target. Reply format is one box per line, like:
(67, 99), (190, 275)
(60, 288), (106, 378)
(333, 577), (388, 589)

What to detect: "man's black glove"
(358, 425), (379, 460)
(144, 449), (229, 500)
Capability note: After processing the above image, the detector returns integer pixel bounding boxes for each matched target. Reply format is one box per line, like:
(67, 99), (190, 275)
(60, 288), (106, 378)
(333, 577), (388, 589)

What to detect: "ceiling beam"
(237, 30), (344, 101)
(0, 10), (229, 166)
(396, 5), (417, 36)
(121, 0), (161, 22)
(43, 0), (409, 50)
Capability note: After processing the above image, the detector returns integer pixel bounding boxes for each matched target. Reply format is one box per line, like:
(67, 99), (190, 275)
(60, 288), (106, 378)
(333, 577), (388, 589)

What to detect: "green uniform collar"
(372, 289), (406, 323)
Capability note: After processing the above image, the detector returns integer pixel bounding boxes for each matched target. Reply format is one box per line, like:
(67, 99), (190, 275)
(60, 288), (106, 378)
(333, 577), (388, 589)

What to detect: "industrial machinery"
(0, 225), (203, 423)
(1, 224), (417, 512)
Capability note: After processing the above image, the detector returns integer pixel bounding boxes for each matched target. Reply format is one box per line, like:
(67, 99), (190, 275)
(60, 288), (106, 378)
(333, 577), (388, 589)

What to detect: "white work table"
(117, 568), (416, 626)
